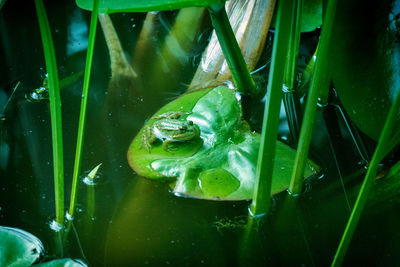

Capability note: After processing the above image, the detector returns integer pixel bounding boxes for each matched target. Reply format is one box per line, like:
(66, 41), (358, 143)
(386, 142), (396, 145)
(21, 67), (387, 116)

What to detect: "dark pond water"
(1, 0), (400, 266)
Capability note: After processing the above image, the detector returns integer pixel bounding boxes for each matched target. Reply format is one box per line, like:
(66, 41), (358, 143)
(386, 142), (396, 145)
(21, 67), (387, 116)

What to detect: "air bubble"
(49, 220), (63, 232)
(26, 87), (49, 102)
(65, 212), (74, 221)
(83, 176), (96, 186)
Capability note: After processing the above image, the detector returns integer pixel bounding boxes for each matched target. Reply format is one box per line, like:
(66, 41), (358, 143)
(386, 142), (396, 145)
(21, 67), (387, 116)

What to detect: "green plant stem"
(282, 0), (303, 144)
(283, 0), (303, 90)
(151, 7), (206, 93)
(35, 0), (64, 225)
(289, 0), (337, 195)
(331, 89), (400, 266)
(208, 3), (256, 95)
(68, 0), (99, 218)
(250, 0), (293, 216)
(59, 71), (84, 89)
(87, 185), (95, 219)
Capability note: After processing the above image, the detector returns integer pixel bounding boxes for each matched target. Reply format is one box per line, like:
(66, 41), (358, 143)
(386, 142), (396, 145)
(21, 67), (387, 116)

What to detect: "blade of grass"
(289, 0), (337, 195)
(68, 0), (99, 218)
(34, 0), (64, 225)
(59, 71), (84, 89)
(331, 88), (400, 266)
(249, 0), (293, 216)
(208, 3), (256, 95)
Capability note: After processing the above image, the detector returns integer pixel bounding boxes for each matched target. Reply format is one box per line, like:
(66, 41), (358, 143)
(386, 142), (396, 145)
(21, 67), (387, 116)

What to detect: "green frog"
(141, 111), (200, 152)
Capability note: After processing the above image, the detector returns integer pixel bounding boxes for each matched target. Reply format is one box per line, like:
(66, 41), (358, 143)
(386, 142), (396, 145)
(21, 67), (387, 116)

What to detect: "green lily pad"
(0, 226), (44, 267)
(128, 86), (319, 200)
(198, 168), (240, 197)
(128, 88), (211, 179)
(34, 259), (87, 267)
(76, 0), (224, 13)
(329, 0), (400, 141)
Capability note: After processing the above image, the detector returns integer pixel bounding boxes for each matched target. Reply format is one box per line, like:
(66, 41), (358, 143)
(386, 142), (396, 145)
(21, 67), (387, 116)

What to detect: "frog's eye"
(188, 121), (193, 126)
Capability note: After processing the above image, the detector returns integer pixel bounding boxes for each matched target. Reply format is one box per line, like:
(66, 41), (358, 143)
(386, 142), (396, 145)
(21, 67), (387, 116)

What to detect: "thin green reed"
(289, 0), (337, 195)
(208, 3), (256, 95)
(283, 0), (303, 91)
(332, 89), (400, 266)
(69, 0), (100, 218)
(282, 0), (303, 144)
(35, 0), (65, 225)
(250, 0), (292, 216)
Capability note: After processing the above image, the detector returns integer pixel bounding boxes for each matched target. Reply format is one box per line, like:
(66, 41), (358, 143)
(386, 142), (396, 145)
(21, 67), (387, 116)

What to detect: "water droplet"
(280, 135), (288, 141)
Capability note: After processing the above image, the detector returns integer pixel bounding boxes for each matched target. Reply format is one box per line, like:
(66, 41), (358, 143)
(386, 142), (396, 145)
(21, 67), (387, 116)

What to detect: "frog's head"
(173, 120), (200, 141)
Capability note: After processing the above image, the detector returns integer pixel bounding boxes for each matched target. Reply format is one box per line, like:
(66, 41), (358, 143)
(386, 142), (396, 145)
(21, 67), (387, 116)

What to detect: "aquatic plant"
(1, 0), (400, 265)
(34, 0), (65, 226)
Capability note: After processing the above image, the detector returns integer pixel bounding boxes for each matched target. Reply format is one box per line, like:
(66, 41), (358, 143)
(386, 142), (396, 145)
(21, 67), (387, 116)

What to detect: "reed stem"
(331, 88), (400, 266)
(289, 0), (337, 195)
(208, 3), (256, 95)
(250, 0), (293, 216)
(282, 0), (303, 144)
(34, 0), (64, 225)
(283, 0), (303, 91)
(68, 0), (99, 218)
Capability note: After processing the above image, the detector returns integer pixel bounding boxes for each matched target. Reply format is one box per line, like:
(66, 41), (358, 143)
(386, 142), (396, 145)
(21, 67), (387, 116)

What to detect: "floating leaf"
(76, 0), (224, 13)
(329, 0), (400, 141)
(34, 258), (87, 267)
(128, 86), (319, 200)
(0, 226), (44, 267)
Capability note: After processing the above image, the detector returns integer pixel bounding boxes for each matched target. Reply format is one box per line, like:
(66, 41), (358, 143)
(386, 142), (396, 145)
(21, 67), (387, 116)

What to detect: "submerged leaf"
(76, 0), (224, 13)
(128, 86), (318, 200)
(0, 226), (44, 267)
(34, 258), (87, 267)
